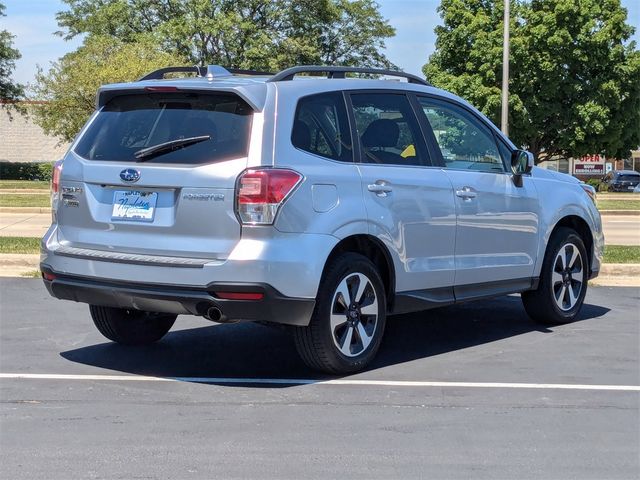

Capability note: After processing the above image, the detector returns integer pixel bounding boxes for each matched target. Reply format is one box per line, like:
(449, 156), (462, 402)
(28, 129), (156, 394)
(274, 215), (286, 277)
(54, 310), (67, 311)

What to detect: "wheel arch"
(549, 215), (594, 273)
(322, 234), (396, 312)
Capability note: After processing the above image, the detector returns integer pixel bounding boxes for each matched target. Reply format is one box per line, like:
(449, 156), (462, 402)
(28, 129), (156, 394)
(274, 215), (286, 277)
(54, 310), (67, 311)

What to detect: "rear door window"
(75, 92), (253, 164)
(349, 93), (429, 167)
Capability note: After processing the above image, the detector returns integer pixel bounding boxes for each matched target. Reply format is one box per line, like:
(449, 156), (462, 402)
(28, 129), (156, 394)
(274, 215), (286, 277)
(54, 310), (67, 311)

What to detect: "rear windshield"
(75, 92), (253, 164)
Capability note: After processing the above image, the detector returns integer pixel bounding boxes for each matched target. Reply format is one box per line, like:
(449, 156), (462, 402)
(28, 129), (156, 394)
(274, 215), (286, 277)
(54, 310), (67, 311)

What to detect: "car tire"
(293, 253), (387, 374)
(89, 305), (176, 345)
(522, 227), (588, 325)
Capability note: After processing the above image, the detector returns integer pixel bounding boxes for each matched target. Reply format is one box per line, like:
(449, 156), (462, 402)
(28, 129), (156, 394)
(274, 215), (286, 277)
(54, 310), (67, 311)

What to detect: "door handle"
(367, 182), (393, 196)
(455, 187), (477, 200)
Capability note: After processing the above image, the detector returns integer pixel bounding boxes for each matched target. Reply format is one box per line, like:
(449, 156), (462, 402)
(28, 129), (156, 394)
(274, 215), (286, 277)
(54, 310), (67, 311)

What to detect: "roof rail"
(228, 68), (274, 76)
(268, 66), (430, 86)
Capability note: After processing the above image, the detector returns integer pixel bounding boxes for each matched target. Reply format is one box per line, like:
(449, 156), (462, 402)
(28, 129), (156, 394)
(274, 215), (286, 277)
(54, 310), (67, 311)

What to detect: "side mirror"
(511, 150), (534, 176)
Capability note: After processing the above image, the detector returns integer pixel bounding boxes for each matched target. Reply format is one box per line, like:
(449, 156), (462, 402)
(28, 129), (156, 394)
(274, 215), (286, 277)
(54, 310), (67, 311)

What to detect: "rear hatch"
(54, 90), (253, 260)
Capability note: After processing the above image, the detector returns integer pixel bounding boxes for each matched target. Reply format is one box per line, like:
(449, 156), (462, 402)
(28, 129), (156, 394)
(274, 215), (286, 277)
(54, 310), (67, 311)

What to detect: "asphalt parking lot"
(0, 278), (638, 479)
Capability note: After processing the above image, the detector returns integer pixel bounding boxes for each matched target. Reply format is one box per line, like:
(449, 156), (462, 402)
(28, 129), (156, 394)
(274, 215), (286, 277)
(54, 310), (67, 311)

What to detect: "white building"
(0, 103), (69, 164)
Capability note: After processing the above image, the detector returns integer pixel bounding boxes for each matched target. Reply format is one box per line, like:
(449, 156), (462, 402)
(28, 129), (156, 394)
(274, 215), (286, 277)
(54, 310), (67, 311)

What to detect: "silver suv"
(41, 65), (604, 374)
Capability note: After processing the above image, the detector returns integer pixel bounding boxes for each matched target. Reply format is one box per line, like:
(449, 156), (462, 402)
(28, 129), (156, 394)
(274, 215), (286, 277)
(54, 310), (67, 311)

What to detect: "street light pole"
(501, 0), (510, 136)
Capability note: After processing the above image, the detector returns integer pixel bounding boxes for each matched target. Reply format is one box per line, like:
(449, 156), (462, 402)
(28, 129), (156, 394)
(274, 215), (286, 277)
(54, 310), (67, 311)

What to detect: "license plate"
(629, 186), (635, 190)
(111, 190), (157, 222)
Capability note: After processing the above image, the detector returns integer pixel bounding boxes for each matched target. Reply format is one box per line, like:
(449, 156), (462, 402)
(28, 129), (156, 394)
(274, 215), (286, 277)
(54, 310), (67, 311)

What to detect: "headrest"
(361, 119), (399, 148)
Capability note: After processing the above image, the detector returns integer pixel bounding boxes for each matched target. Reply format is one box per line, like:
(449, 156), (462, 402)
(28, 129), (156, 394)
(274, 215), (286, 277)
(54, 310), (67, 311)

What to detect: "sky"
(1, 0), (639, 86)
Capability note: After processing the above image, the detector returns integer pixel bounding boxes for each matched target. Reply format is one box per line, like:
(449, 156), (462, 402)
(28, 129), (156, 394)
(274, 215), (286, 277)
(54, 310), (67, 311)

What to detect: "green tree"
(0, 1), (24, 103)
(55, 0), (396, 70)
(30, 36), (185, 142)
(424, 0), (640, 162)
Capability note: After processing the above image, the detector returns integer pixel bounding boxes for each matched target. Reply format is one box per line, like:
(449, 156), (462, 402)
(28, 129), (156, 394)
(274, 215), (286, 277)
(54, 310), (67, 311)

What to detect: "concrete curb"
(0, 253), (40, 266)
(591, 264), (640, 287)
(598, 263), (640, 276)
(0, 254), (40, 277)
(599, 210), (640, 216)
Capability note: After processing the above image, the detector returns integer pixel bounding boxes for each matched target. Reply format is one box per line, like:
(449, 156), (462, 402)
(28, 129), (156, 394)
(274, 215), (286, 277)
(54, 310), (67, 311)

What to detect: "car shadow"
(60, 295), (610, 386)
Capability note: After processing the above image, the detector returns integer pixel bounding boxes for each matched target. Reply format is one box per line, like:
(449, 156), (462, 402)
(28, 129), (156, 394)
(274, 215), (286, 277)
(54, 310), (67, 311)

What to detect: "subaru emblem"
(120, 168), (140, 183)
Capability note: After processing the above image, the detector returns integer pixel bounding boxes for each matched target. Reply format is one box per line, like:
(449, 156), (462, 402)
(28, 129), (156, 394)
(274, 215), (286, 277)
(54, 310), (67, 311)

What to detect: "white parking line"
(1, 373), (639, 391)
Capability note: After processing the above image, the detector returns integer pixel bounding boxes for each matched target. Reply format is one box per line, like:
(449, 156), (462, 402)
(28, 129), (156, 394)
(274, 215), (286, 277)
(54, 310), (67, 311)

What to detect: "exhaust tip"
(205, 306), (223, 322)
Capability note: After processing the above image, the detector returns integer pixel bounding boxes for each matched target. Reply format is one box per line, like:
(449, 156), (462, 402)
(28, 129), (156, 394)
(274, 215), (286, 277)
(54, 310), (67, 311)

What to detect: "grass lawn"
(0, 236), (40, 254)
(0, 193), (50, 207)
(603, 245), (640, 264)
(0, 180), (50, 190)
(20, 270), (42, 278)
(597, 199), (640, 211)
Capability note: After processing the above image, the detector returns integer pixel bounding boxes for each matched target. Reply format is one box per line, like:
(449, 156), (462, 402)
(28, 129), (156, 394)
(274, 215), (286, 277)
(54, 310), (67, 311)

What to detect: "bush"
(0, 162), (53, 181)
(585, 178), (601, 189)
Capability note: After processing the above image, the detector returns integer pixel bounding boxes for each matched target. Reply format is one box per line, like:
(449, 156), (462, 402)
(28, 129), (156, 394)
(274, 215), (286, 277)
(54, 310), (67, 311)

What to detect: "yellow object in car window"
(401, 144), (416, 158)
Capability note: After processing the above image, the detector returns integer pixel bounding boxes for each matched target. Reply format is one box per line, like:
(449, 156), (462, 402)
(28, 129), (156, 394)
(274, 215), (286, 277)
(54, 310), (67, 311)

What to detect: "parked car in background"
(600, 170), (640, 192)
(41, 65), (604, 374)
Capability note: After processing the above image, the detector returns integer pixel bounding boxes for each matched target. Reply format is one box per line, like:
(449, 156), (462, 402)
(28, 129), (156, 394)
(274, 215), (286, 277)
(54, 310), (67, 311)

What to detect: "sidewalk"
(0, 212), (50, 237)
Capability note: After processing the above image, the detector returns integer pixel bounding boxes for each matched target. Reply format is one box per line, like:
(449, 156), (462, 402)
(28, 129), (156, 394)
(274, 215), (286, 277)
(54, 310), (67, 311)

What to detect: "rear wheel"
(89, 305), (176, 345)
(293, 253), (386, 374)
(522, 228), (588, 325)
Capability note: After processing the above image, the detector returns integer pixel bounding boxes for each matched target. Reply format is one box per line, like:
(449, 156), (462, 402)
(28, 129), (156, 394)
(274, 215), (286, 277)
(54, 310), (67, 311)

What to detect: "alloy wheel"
(329, 272), (379, 357)
(551, 243), (584, 311)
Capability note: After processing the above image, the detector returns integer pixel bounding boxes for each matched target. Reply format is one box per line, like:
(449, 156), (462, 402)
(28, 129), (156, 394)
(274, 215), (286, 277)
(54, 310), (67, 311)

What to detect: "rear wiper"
(134, 135), (210, 161)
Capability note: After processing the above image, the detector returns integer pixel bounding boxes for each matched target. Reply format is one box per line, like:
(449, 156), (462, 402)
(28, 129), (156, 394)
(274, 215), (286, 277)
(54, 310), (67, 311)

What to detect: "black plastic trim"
(40, 266), (315, 326)
(393, 287), (455, 314)
(393, 277), (539, 315)
(455, 277), (537, 302)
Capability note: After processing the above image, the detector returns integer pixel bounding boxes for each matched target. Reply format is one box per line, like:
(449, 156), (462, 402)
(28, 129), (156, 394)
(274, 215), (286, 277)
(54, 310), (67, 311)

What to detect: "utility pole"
(501, 0), (510, 136)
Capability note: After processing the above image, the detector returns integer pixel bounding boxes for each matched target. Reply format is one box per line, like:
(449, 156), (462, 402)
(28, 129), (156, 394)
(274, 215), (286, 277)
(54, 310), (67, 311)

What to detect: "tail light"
(236, 168), (302, 225)
(51, 159), (64, 215)
(51, 159), (63, 194)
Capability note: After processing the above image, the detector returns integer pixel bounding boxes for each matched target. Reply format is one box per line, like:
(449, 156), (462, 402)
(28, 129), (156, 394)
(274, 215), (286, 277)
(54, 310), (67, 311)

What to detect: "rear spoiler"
(95, 84), (267, 112)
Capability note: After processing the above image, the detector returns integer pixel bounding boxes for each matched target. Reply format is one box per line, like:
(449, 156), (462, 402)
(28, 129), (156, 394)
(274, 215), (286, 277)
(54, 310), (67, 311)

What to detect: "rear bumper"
(40, 266), (315, 326)
(41, 225), (337, 300)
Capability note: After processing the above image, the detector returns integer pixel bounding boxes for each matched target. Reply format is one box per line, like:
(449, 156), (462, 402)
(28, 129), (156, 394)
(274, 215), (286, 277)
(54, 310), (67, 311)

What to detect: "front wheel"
(522, 227), (588, 325)
(89, 305), (176, 345)
(293, 253), (386, 374)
